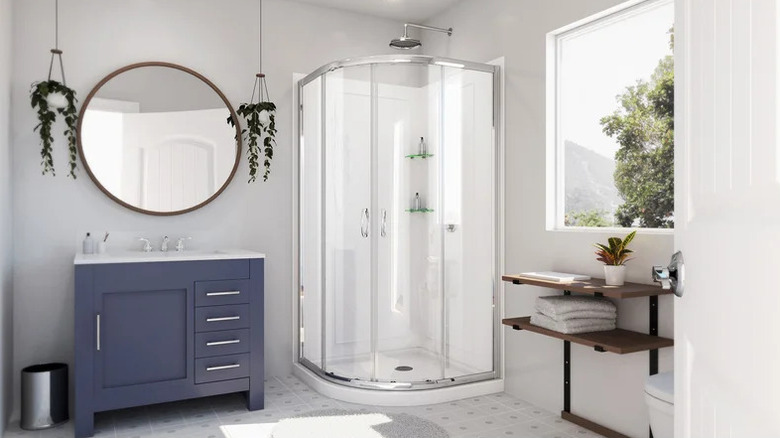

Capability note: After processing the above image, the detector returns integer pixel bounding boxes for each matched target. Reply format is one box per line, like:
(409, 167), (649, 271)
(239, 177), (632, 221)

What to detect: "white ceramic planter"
(46, 91), (69, 109)
(604, 265), (626, 286)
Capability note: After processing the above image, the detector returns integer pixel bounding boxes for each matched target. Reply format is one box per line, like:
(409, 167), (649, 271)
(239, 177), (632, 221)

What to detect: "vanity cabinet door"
(92, 271), (194, 409)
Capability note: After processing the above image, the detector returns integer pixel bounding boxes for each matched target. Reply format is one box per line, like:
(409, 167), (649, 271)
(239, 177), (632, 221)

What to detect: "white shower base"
(293, 351), (503, 406)
(324, 347), (479, 383)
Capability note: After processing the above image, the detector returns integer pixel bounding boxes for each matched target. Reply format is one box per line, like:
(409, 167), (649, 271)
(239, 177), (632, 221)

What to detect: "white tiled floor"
(3, 375), (605, 438)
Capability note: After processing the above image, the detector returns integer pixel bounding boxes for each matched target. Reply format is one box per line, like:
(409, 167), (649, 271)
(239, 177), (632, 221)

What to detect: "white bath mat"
(270, 409), (449, 438)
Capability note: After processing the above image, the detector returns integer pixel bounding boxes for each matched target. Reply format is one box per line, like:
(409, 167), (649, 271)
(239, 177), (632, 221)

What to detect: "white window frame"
(545, 0), (674, 234)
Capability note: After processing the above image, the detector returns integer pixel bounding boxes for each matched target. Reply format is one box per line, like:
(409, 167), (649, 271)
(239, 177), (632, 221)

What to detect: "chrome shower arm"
(404, 23), (453, 37)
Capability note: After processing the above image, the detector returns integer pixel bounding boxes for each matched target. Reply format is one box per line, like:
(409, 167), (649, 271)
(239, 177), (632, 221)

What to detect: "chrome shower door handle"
(380, 209), (387, 237)
(360, 208), (369, 238)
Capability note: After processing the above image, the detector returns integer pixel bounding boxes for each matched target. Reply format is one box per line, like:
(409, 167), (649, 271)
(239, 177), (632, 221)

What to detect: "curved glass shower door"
(323, 65), (374, 381)
(298, 56), (498, 389)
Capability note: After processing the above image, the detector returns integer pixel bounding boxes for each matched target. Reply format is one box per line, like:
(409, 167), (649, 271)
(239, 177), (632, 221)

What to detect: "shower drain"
(395, 365), (413, 372)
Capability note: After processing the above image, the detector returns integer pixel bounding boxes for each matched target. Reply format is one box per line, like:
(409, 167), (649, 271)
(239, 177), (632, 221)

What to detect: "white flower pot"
(604, 265), (626, 286)
(46, 92), (68, 109)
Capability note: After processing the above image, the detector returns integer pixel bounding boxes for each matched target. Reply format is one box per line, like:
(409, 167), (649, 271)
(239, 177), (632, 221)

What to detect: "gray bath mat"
(271, 408), (449, 438)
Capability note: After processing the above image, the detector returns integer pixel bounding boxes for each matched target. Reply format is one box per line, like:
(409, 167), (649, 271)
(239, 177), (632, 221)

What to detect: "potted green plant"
(227, 101), (276, 183)
(30, 79), (79, 178)
(594, 230), (636, 286)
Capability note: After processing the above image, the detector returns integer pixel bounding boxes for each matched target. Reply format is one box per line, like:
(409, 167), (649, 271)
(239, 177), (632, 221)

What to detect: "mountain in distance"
(564, 140), (622, 218)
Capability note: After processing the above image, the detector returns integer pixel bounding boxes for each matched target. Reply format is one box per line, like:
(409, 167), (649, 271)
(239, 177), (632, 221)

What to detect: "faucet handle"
(138, 238), (153, 253)
(175, 237), (192, 252)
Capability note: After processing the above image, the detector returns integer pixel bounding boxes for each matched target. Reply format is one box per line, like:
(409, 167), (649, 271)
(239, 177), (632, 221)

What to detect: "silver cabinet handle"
(206, 339), (240, 346)
(96, 314), (101, 351)
(360, 208), (369, 238)
(206, 291), (241, 297)
(380, 209), (387, 237)
(206, 364), (240, 372)
(206, 316), (240, 322)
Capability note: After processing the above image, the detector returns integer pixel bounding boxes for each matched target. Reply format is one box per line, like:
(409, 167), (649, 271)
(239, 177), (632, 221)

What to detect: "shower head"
(390, 36), (422, 50)
(390, 23), (452, 50)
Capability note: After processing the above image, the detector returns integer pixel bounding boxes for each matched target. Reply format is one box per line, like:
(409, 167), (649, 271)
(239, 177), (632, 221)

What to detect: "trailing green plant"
(594, 230), (636, 266)
(227, 102), (277, 183)
(30, 80), (79, 178)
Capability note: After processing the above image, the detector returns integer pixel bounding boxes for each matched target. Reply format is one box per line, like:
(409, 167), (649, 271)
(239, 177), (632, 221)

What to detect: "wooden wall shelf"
(501, 274), (671, 299)
(503, 273), (670, 438)
(502, 317), (673, 354)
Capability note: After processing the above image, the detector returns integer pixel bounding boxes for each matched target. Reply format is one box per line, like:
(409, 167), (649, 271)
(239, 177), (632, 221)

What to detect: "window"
(547, 0), (674, 230)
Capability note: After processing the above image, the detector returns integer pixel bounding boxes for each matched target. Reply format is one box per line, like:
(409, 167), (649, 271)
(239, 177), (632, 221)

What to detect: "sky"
(560, 0), (675, 159)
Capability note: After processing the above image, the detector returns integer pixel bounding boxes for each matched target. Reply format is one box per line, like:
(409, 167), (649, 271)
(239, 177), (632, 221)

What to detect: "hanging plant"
(227, 73), (277, 183)
(31, 1), (79, 178)
(30, 78), (78, 178)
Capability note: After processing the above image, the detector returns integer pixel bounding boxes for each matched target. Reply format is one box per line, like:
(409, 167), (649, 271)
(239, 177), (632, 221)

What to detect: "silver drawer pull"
(206, 364), (240, 372)
(206, 339), (240, 346)
(206, 316), (240, 322)
(206, 291), (241, 297)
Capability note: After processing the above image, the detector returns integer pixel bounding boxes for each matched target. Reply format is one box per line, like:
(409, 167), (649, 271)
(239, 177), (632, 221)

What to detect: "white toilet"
(645, 371), (674, 438)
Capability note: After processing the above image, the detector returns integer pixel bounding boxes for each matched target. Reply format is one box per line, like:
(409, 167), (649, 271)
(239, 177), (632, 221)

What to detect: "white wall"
(424, 1), (674, 437)
(10, 0), (262, 420)
(0, 0), (14, 433)
(10, 0), (402, 421)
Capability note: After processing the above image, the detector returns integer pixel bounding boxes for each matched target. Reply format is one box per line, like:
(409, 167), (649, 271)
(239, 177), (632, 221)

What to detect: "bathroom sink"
(74, 249), (265, 264)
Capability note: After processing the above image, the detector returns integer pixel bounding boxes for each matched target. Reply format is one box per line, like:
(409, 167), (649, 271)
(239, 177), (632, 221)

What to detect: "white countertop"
(74, 249), (266, 265)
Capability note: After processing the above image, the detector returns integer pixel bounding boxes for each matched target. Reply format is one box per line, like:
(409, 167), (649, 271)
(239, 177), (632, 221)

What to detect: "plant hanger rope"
(250, 73), (270, 104)
(47, 0), (66, 84)
(31, 0), (79, 178)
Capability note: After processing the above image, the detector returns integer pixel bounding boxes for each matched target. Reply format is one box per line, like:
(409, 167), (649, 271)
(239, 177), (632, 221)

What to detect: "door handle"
(206, 339), (240, 346)
(380, 209), (387, 237)
(206, 316), (240, 322)
(360, 208), (369, 238)
(652, 251), (685, 297)
(206, 363), (240, 372)
(206, 291), (241, 297)
(96, 314), (101, 351)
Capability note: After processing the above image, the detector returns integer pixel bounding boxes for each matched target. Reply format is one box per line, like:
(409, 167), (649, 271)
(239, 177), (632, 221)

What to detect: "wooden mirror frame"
(77, 62), (242, 216)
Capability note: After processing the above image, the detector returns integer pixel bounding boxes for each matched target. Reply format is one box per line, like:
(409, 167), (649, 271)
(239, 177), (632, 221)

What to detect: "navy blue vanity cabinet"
(74, 257), (264, 438)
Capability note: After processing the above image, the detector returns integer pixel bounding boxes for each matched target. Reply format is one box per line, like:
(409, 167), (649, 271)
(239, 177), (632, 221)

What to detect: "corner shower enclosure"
(297, 55), (500, 390)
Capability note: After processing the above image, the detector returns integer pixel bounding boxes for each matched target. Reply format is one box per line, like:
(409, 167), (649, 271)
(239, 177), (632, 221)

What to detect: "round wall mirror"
(78, 62), (241, 216)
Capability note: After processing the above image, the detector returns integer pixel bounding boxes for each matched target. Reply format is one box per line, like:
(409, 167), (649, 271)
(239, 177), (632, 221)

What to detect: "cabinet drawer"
(195, 305), (250, 332)
(195, 353), (250, 384)
(195, 329), (250, 358)
(195, 279), (250, 307)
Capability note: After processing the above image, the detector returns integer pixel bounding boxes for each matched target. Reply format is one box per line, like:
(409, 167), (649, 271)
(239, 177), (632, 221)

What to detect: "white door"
(676, 0), (780, 436)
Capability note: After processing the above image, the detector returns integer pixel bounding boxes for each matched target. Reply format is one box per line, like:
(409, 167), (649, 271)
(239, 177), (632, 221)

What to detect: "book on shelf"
(518, 271), (591, 283)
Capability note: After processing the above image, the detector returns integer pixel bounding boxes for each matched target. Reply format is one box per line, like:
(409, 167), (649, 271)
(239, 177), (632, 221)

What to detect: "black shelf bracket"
(649, 295), (659, 376)
(594, 346), (606, 353)
(512, 324), (522, 331)
(563, 290), (571, 413)
(593, 292), (604, 298)
(512, 279), (522, 285)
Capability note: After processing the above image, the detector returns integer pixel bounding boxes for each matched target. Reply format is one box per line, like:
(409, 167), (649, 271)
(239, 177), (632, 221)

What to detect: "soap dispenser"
(82, 233), (95, 255)
(418, 137), (427, 156)
(413, 193), (423, 210)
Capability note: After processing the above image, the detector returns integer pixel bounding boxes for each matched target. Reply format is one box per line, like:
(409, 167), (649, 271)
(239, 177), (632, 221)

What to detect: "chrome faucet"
(175, 237), (192, 252)
(139, 238), (153, 253)
(161, 236), (170, 252)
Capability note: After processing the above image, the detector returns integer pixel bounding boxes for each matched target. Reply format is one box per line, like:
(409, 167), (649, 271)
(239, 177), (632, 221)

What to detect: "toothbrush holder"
(96, 241), (107, 254)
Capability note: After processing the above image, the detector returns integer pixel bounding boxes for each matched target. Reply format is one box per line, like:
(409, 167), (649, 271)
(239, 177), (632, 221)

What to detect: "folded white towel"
(535, 295), (616, 320)
(538, 308), (616, 321)
(530, 312), (616, 334)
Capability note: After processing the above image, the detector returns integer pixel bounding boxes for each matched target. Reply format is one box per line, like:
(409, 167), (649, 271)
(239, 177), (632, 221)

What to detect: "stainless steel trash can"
(21, 363), (68, 430)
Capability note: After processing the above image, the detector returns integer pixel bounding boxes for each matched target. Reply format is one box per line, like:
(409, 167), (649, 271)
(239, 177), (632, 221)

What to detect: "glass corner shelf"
(405, 153), (435, 159)
(406, 208), (435, 213)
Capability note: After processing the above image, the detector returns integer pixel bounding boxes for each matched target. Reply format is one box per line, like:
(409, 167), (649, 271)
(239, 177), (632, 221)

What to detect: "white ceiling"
(287, 0), (461, 23)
